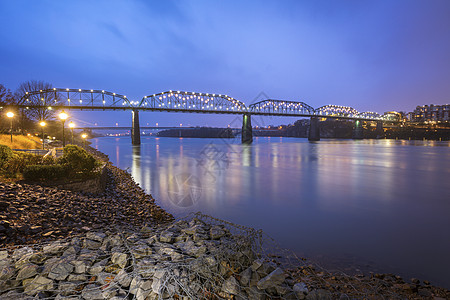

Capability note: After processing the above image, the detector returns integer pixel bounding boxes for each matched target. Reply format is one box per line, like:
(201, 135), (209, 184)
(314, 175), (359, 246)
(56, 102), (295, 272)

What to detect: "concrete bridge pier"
(353, 120), (363, 139)
(376, 121), (384, 138)
(242, 113), (253, 144)
(308, 117), (320, 141)
(131, 109), (141, 145)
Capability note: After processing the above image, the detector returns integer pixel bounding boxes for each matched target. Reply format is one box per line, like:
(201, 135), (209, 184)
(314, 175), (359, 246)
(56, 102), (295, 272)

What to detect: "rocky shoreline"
(1, 148), (449, 299)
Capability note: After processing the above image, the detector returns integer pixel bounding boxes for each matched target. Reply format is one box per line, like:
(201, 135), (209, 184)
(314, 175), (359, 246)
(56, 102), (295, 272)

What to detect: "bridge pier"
(308, 117), (320, 141)
(131, 109), (141, 145)
(242, 113), (253, 144)
(376, 121), (384, 138)
(353, 120), (363, 139)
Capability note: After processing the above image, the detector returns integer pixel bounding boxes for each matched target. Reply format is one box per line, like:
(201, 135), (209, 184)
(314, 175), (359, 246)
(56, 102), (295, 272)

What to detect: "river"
(92, 136), (450, 288)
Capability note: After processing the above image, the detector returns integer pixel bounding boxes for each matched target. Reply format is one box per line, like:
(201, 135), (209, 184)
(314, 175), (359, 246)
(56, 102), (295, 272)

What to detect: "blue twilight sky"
(1, 0), (450, 127)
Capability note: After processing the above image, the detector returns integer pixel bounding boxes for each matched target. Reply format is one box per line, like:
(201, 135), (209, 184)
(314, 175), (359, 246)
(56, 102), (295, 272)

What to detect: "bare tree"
(0, 84), (14, 106)
(14, 80), (59, 121)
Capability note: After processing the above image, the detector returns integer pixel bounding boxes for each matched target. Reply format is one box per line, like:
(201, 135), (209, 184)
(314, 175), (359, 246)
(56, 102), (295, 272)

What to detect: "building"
(412, 104), (450, 122)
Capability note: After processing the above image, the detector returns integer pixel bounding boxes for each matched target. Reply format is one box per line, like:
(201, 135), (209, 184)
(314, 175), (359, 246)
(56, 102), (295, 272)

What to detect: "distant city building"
(411, 104), (450, 122)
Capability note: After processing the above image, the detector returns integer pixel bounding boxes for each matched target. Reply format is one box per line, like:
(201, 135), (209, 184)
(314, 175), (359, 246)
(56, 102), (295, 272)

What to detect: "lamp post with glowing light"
(58, 111), (68, 147)
(6, 112), (14, 143)
(39, 121), (46, 150)
(68, 122), (75, 144)
(81, 133), (88, 149)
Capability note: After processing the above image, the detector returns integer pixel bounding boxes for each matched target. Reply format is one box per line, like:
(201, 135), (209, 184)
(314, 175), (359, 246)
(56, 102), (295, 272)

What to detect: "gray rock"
(0, 250), (8, 260)
(159, 230), (175, 243)
(72, 260), (91, 274)
(23, 276), (54, 295)
(111, 252), (128, 268)
(114, 269), (132, 287)
(67, 274), (88, 281)
(222, 276), (240, 295)
(43, 242), (68, 255)
(136, 280), (153, 300)
(17, 263), (39, 281)
(0, 265), (15, 281)
(240, 267), (252, 286)
(42, 257), (60, 275)
(133, 244), (152, 258)
(251, 259), (264, 271)
(210, 226), (226, 239)
(81, 284), (104, 299)
(0, 290), (35, 300)
(129, 277), (143, 294)
(293, 282), (309, 294)
(83, 239), (102, 250)
(246, 286), (266, 300)
(257, 267), (287, 290)
(97, 272), (115, 285)
(89, 258), (108, 275)
(49, 261), (74, 280)
(58, 281), (79, 296)
(62, 246), (79, 257)
(12, 247), (33, 260)
(86, 231), (106, 242)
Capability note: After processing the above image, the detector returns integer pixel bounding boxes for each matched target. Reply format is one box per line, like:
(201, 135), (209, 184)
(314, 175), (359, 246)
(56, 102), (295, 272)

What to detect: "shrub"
(2, 152), (43, 176)
(0, 144), (13, 169)
(59, 145), (100, 178)
(23, 164), (69, 181)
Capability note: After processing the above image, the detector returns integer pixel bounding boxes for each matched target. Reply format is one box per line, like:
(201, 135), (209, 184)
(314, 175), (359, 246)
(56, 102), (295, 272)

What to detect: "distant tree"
(14, 80), (59, 121)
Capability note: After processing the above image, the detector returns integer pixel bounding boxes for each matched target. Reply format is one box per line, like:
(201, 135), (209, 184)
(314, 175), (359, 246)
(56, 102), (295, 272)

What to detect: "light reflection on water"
(92, 137), (450, 288)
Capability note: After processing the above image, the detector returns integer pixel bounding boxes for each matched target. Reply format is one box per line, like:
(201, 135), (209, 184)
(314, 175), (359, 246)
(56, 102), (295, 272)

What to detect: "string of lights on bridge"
(18, 88), (399, 121)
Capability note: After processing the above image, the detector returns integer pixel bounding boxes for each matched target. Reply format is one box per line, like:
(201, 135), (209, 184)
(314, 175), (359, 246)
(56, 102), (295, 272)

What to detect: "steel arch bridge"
(7, 87), (400, 144)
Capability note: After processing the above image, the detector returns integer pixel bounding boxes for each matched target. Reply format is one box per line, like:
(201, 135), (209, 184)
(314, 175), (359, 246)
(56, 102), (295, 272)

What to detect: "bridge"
(9, 88), (399, 144)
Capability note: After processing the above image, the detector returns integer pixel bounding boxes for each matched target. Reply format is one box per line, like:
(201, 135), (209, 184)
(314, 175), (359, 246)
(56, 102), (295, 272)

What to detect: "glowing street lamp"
(81, 133), (88, 148)
(68, 122), (75, 144)
(39, 121), (46, 150)
(58, 111), (68, 147)
(6, 112), (14, 143)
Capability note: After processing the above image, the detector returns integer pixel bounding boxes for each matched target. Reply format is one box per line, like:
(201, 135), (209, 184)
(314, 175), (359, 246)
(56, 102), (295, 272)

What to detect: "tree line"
(0, 80), (59, 132)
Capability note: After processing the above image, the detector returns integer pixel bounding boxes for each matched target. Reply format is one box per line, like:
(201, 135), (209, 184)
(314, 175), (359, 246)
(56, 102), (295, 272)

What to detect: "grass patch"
(0, 134), (42, 149)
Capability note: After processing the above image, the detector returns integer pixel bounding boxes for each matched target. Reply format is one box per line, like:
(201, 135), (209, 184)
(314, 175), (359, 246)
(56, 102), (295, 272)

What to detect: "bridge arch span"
(248, 99), (314, 115)
(139, 91), (247, 113)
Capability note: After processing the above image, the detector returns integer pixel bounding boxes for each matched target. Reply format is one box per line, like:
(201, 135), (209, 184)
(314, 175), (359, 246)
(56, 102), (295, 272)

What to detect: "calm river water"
(92, 136), (450, 288)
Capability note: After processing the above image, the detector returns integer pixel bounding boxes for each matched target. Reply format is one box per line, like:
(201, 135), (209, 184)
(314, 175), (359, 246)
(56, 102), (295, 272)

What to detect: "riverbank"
(1, 147), (449, 299)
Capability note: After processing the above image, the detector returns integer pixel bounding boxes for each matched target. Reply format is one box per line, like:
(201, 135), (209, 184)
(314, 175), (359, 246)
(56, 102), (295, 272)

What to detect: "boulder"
(257, 268), (287, 290)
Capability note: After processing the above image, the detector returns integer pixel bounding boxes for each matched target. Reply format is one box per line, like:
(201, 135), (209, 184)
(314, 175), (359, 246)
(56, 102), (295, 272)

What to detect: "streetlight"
(81, 133), (88, 148)
(39, 121), (46, 150)
(58, 111), (68, 147)
(68, 122), (75, 144)
(6, 112), (14, 144)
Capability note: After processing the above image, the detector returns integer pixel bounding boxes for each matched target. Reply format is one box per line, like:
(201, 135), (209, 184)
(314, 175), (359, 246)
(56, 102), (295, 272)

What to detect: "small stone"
(159, 230), (175, 243)
(49, 261), (74, 281)
(111, 252), (128, 268)
(89, 258), (108, 275)
(23, 276), (54, 295)
(222, 276), (240, 295)
(114, 269), (132, 287)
